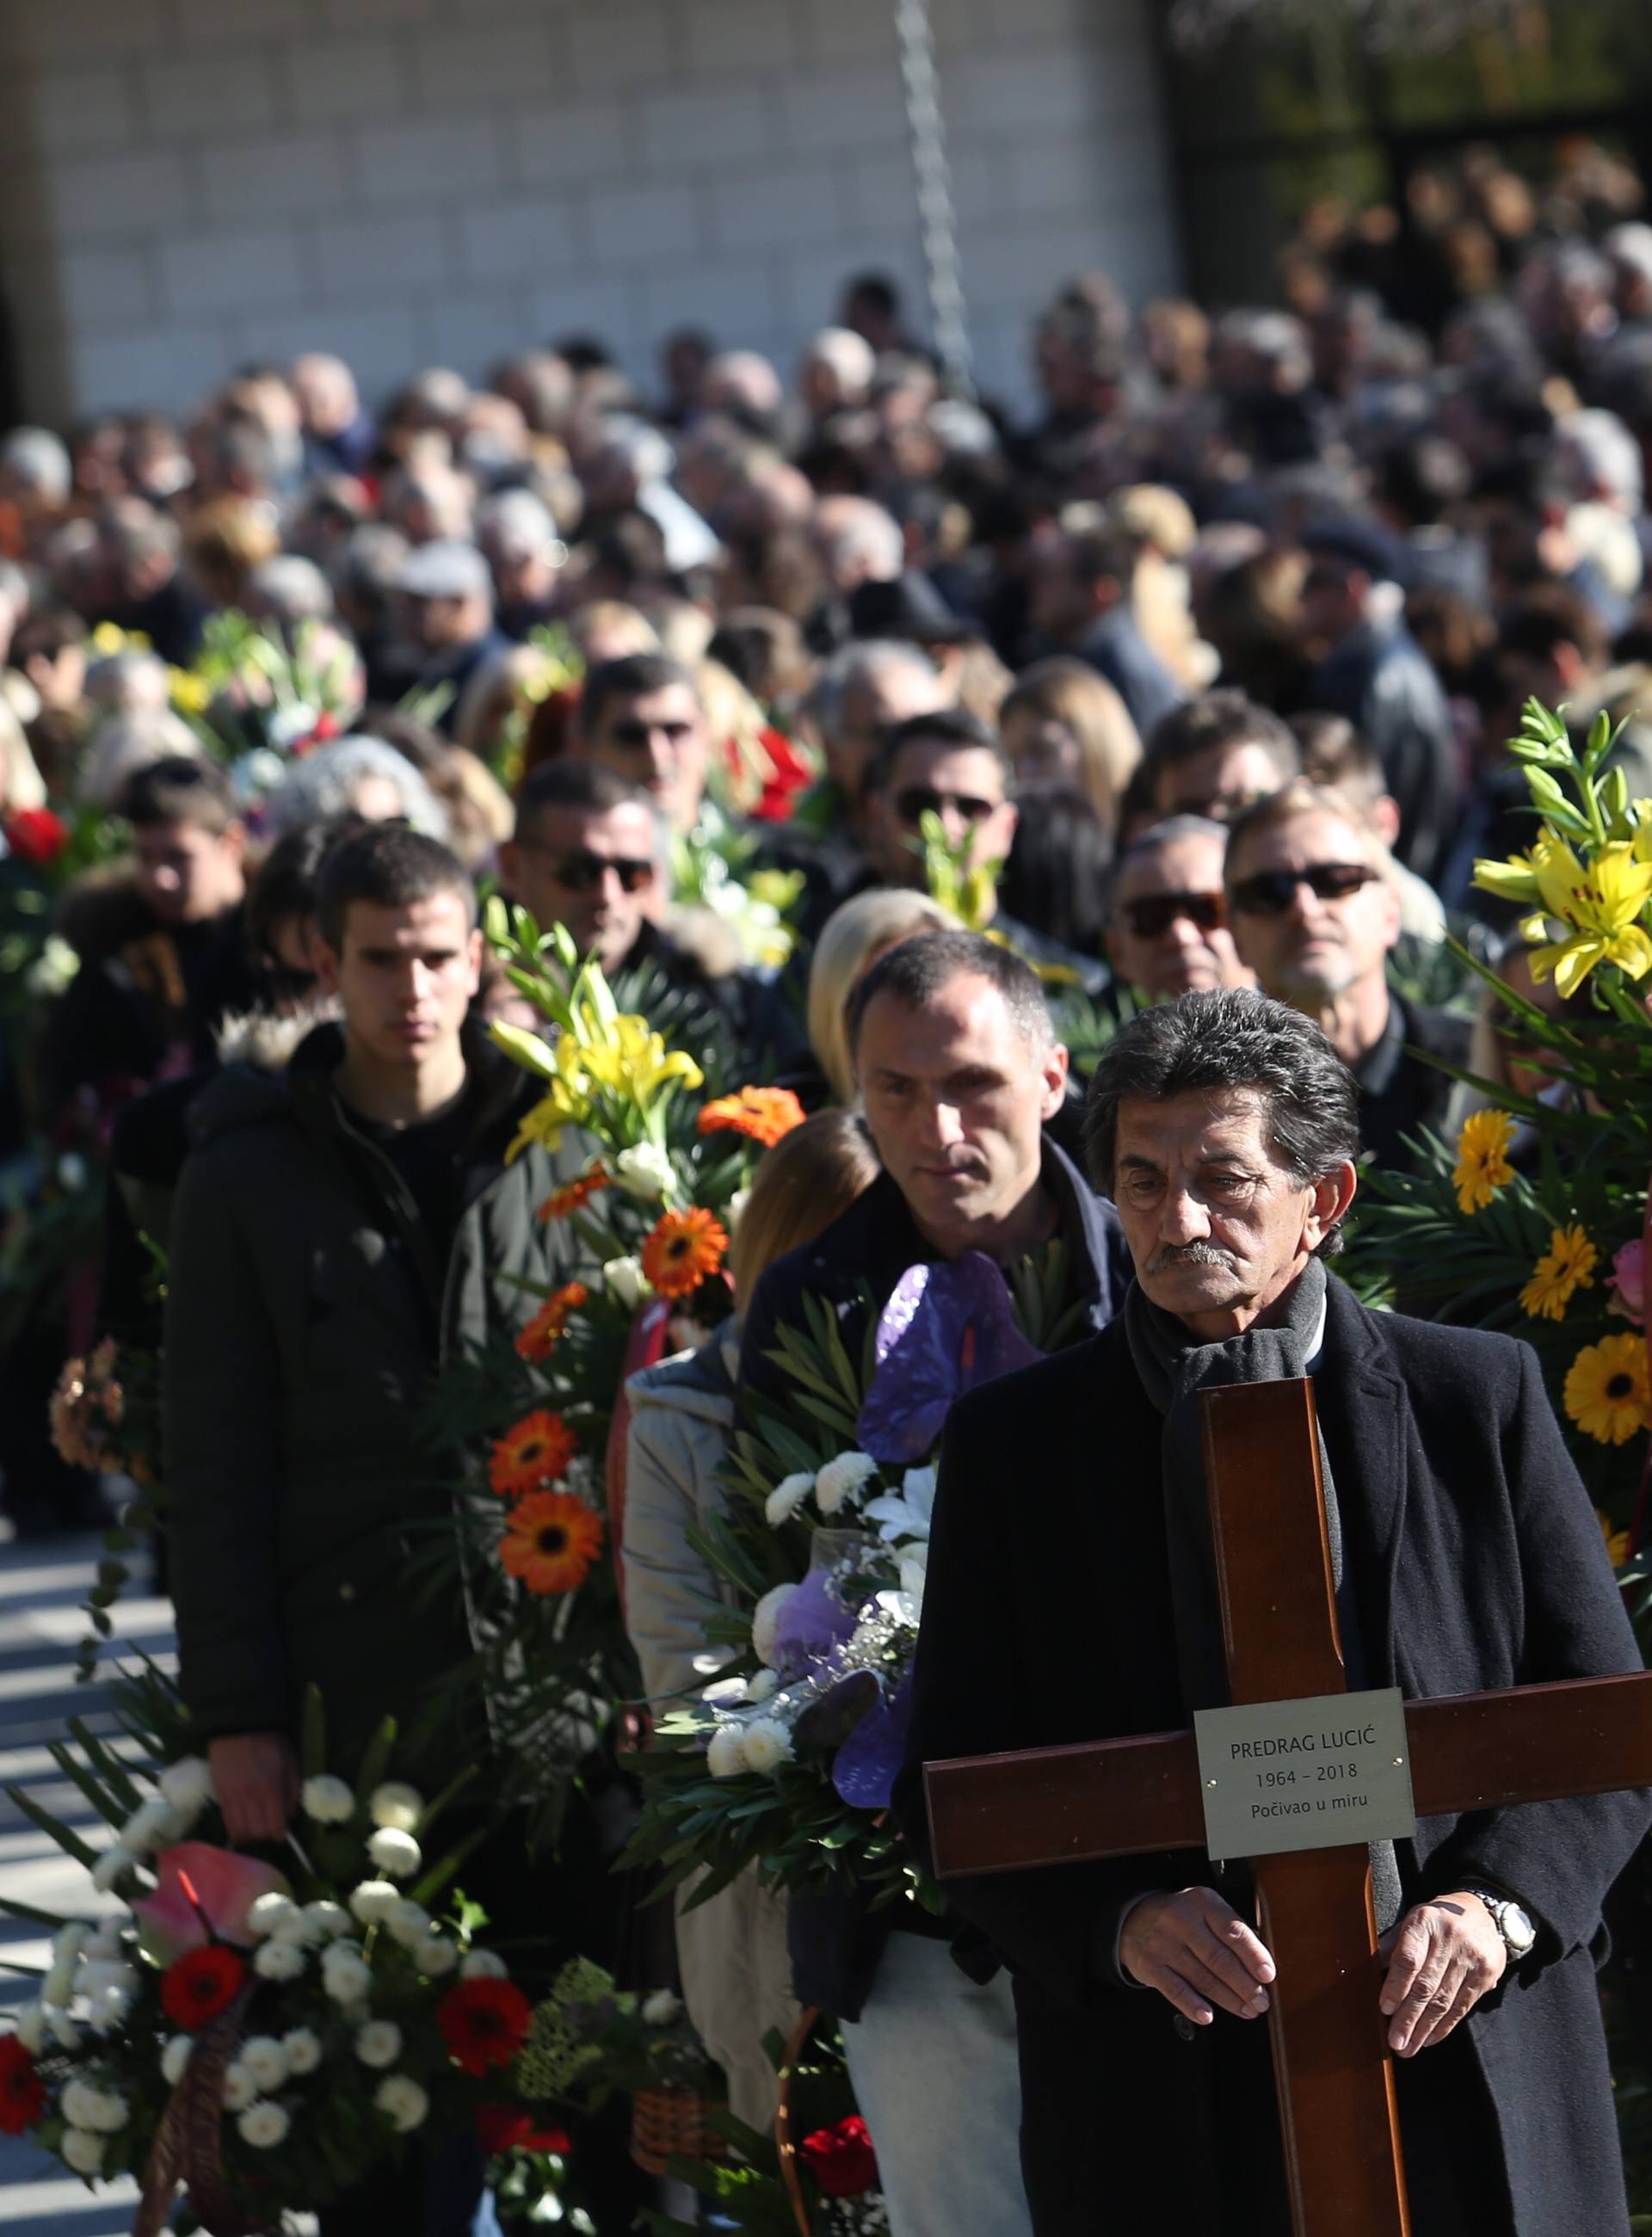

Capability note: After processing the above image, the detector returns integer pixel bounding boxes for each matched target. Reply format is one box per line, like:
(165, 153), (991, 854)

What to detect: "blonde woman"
(623, 1111), (883, 2126)
(806, 888), (951, 1105)
(999, 656), (1140, 836)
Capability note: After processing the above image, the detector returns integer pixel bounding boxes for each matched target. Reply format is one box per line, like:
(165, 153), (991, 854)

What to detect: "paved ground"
(0, 1531), (170, 2234)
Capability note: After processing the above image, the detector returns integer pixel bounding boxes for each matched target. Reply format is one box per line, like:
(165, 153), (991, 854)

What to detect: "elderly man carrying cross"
(897, 988), (1649, 2236)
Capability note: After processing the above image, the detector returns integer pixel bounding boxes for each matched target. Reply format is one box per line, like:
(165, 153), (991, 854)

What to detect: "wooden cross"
(922, 1378), (1652, 2237)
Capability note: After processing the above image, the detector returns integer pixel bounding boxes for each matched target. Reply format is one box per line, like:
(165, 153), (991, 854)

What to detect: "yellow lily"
(1522, 835), (1652, 996)
(580, 1014), (704, 1109)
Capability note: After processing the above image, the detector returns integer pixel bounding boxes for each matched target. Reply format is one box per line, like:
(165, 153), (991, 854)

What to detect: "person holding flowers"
(622, 1107), (881, 2127)
(736, 927), (1130, 2237)
(163, 821), (594, 2235)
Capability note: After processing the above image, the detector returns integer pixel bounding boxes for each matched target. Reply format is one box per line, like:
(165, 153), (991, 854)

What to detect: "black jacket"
(740, 1136), (1131, 2018)
(1305, 618), (1458, 885)
(1355, 991), (1471, 1174)
(897, 1278), (1649, 2236)
(163, 1020), (586, 1780)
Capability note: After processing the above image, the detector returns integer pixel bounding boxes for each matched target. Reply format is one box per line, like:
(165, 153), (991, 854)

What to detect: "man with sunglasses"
(502, 761), (791, 1064)
(575, 650), (710, 836)
(1224, 780), (1468, 1170)
(1108, 817), (1254, 1003)
(858, 708), (1110, 995)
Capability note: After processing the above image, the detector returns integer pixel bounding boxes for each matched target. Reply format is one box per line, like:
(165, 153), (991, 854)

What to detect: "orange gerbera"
(515, 1282), (590, 1362)
(489, 1409), (578, 1498)
(537, 1164), (610, 1223)
(498, 1490), (605, 1595)
(697, 1085), (806, 1149)
(640, 1206), (730, 1300)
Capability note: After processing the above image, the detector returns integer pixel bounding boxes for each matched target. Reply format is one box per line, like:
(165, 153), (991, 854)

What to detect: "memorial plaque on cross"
(923, 1378), (1652, 2237)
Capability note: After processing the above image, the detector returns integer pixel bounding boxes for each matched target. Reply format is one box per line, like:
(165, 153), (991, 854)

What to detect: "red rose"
(160, 1943), (247, 2031)
(799, 2113), (878, 2198)
(438, 1977), (533, 2077)
(476, 2104), (572, 2155)
(0, 2036), (46, 2135)
(3, 807), (70, 867)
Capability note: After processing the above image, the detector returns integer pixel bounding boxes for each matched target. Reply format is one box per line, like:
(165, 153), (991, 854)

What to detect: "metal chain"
(893, 0), (975, 399)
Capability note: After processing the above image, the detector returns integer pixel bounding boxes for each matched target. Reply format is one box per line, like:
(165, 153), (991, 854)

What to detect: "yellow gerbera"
(1475, 831), (1652, 997)
(1596, 1508), (1631, 1568)
(1519, 1223), (1599, 1321)
(1452, 1110), (1515, 1215)
(1564, 1333), (1651, 1445)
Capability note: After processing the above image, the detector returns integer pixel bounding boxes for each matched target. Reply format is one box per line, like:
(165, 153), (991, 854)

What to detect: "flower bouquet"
(422, 912), (808, 1840)
(48, 1331), (166, 1682)
(623, 1246), (1087, 1912)
(1345, 699), (1652, 1551)
(0, 1671), (541, 2228)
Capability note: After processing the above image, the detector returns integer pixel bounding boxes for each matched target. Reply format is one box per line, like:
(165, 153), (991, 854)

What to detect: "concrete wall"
(0, 0), (1180, 425)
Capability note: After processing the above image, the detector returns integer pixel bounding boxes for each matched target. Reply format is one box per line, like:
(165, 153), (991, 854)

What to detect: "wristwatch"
(1461, 1883), (1537, 1959)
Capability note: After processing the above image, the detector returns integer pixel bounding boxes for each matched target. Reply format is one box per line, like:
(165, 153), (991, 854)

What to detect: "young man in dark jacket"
(739, 930), (1130, 2237)
(164, 823), (613, 2234)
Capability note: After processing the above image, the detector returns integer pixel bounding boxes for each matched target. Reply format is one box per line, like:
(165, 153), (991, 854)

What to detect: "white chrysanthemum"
(46, 2007), (82, 2050)
(161, 2035), (194, 2085)
(238, 2099), (291, 2149)
(80, 1959), (138, 2001)
(61, 2127), (104, 2176)
(413, 1934), (457, 1978)
(254, 1938), (305, 1983)
(612, 1141), (676, 1201)
(375, 2074), (429, 2134)
(221, 2061), (259, 2113)
(304, 1900), (351, 1940)
(367, 1827), (422, 1883)
(120, 1795), (181, 1854)
(348, 1878), (401, 1926)
(272, 1907), (323, 1947)
(83, 1919), (126, 1962)
(602, 1254), (650, 1309)
(321, 1950), (372, 2006)
(281, 2027), (322, 2075)
(62, 2079), (128, 2131)
(743, 1667), (780, 1704)
(43, 1922), (89, 2007)
(814, 1450), (878, 1517)
(87, 1983), (134, 2035)
(246, 1892), (300, 1940)
(12, 2003), (46, 2055)
(385, 1900), (433, 1950)
(240, 2037), (289, 2093)
(751, 1582), (798, 1667)
(641, 1989), (681, 2025)
(764, 1471), (815, 1527)
(301, 1774), (355, 1824)
(89, 1846), (136, 1895)
(354, 2019), (403, 2069)
(706, 1724), (748, 1778)
(459, 1947), (509, 1981)
(740, 1717), (794, 1775)
(368, 1782), (423, 1834)
(157, 1755), (215, 1824)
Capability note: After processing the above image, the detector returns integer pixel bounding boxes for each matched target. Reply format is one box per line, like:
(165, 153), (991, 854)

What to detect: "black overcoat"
(896, 1277), (1649, 2237)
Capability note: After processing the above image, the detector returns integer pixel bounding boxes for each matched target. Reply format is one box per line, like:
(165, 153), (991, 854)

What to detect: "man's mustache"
(1146, 1241), (1238, 1275)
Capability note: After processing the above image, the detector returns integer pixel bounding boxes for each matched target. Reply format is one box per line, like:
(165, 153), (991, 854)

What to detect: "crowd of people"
(3, 139), (1652, 2235)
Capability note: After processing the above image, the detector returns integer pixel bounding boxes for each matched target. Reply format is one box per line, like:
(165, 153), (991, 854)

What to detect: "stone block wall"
(0, 0), (1180, 422)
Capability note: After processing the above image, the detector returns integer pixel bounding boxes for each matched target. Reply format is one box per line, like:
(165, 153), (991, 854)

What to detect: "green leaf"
(301, 1684), (328, 1782)
(4, 1784), (100, 1868)
(352, 1716), (399, 1807)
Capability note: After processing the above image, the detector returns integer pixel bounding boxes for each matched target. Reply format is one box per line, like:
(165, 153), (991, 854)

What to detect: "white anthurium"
(866, 1464), (937, 1544)
(751, 1582), (798, 1668)
(602, 1254), (650, 1310)
(875, 1587), (922, 1629)
(897, 1557), (928, 1612)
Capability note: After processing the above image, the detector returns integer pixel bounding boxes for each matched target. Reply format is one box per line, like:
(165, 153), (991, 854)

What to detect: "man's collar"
(1351, 988), (1406, 1097)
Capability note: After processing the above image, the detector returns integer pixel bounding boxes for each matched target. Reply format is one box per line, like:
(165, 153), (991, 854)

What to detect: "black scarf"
(1125, 1255), (1401, 1928)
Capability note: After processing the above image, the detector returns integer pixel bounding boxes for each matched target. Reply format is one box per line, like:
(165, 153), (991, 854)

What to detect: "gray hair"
(810, 638), (937, 745)
(266, 736), (450, 841)
(248, 554), (334, 625)
(0, 427), (71, 503)
(1082, 989), (1360, 1254)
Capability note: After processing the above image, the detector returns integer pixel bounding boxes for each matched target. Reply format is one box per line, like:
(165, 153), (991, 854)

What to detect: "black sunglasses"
(1119, 891), (1226, 940)
(893, 785), (998, 827)
(1230, 862), (1378, 916)
(608, 718), (695, 750)
(538, 848), (656, 896)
